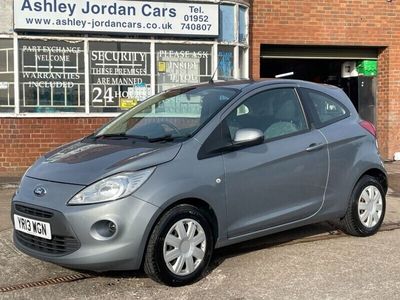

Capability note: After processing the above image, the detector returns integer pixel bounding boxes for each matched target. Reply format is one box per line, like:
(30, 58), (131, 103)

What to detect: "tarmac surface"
(0, 162), (399, 299)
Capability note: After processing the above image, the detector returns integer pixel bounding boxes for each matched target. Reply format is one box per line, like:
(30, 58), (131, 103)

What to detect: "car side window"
(303, 89), (348, 125)
(225, 88), (308, 141)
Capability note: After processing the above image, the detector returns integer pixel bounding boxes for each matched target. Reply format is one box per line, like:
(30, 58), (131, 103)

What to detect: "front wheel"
(144, 204), (214, 286)
(339, 175), (386, 236)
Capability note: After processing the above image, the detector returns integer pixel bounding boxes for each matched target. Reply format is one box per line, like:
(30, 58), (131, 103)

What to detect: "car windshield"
(94, 86), (239, 142)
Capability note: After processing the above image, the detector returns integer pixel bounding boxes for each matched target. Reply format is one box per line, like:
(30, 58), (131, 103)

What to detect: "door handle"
(306, 143), (325, 152)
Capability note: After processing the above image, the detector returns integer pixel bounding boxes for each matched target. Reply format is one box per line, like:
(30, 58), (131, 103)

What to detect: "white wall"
(0, 0), (13, 34)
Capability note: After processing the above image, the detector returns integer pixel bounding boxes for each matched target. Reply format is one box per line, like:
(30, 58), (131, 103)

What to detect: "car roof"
(189, 79), (341, 93)
(200, 79), (353, 112)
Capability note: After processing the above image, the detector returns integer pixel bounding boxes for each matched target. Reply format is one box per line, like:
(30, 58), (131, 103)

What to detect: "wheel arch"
(357, 168), (388, 194)
(162, 198), (220, 242)
(137, 197), (219, 268)
(338, 167), (387, 236)
(337, 165), (388, 220)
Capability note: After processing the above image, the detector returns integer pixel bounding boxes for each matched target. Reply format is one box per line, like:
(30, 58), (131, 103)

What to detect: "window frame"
(218, 4), (236, 43)
(198, 86), (312, 159)
(0, 37), (15, 112)
(88, 40), (152, 113)
(224, 87), (310, 144)
(18, 38), (86, 114)
(298, 87), (350, 129)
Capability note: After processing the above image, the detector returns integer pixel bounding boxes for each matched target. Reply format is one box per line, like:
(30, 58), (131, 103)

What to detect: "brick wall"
(0, 118), (110, 177)
(251, 0), (400, 159)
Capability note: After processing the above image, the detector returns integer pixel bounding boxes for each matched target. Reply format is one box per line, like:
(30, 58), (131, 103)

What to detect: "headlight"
(68, 168), (155, 205)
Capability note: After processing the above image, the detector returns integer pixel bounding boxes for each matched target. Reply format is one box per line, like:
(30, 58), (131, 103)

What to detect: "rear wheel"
(144, 204), (214, 286)
(339, 175), (386, 236)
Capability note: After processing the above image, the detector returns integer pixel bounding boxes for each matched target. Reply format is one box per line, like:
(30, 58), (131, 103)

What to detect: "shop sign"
(19, 40), (85, 98)
(119, 98), (138, 110)
(155, 44), (211, 93)
(14, 0), (219, 37)
(90, 43), (151, 108)
(157, 50), (203, 92)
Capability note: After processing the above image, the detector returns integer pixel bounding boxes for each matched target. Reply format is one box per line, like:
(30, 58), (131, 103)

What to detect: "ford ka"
(12, 79), (387, 286)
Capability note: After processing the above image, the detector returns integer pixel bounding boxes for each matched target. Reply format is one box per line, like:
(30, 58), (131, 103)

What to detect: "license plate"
(14, 214), (52, 240)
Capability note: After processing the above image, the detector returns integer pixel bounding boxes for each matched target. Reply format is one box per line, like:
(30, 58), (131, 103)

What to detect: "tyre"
(144, 204), (214, 286)
(339, 175), (386, 236)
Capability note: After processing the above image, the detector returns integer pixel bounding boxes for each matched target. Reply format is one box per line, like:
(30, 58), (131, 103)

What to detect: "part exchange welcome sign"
(14, 0), (219, 37)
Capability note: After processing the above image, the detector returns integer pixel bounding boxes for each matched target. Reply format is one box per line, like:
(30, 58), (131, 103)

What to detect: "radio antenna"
(209, 66), (218, 84)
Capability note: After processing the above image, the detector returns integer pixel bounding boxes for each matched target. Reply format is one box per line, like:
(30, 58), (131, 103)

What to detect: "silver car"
(12, 80), (387, 286)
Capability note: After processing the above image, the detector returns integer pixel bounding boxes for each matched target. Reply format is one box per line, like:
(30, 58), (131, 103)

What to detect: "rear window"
(302, 89), (349, 126)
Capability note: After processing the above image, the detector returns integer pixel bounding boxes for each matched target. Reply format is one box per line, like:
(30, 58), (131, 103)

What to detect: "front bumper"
(11, 176), (159, 271)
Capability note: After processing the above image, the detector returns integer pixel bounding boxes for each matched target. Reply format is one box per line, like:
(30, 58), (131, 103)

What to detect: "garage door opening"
(260, 45), (379, 125)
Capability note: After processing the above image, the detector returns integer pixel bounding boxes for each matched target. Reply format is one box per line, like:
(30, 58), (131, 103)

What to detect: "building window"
(18, 39), (85, 113)
(218, 45), (234, 80)
(89, 42), (151, 113)
(239, 6), (248, 43)
(0, 39), (14, 113)
(219, 4), (235, 42)
(155, 44), (212, 93)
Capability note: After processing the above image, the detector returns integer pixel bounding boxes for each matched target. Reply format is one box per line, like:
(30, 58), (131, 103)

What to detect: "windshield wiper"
(89, 133), (177, 143)
(147, 135), (175, 143)
(92, 133), (149, 140)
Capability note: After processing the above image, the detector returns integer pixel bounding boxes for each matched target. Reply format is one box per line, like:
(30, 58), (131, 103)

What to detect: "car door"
(222, 86), (329, 238)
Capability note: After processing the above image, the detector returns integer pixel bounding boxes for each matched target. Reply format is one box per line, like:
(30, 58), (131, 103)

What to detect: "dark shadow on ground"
(209, 222), (339, 271)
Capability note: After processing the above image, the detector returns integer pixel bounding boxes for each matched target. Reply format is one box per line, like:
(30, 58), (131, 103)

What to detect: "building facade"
(0, 0), (399, 176)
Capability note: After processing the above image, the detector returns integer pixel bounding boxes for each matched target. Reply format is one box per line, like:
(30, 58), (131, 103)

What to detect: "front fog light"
(108, 221), (117, 233)
(91, 220), (118, 240)
(68, 168), (155, 205)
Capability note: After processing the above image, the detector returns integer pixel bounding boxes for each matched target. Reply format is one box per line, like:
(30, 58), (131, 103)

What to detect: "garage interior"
(260, 45), (379, 124)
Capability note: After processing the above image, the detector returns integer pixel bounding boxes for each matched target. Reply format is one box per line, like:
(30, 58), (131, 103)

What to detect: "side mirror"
(233, 128), (264, 147)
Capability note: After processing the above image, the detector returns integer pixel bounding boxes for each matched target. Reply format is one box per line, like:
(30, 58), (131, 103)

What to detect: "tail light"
(359, 120), (376, 138)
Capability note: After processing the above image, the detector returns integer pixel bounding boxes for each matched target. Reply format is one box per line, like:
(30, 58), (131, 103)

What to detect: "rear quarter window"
(301, 88), (349, 127)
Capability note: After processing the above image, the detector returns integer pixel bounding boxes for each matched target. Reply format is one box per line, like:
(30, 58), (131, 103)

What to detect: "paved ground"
(0, 162), (399, 299)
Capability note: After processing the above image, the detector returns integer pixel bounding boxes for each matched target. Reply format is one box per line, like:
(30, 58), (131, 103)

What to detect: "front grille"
(15, 204), (53, 219)
(15, 231), (80, 255)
